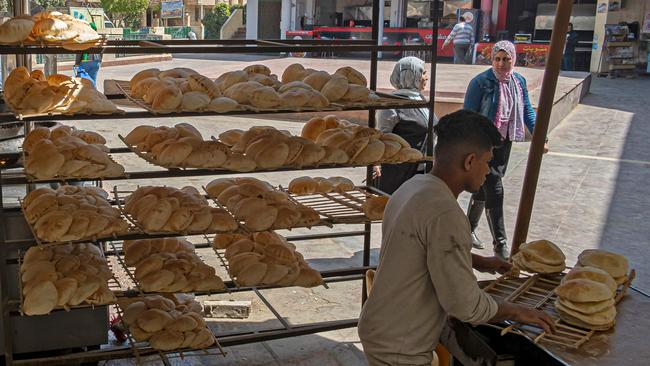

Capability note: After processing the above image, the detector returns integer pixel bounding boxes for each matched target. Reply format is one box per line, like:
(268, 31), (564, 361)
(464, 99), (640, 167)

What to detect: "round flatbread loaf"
(578, 249), (628, 279)
(554, 279), (614, 303)
(519, 240), (565, 266)
(556, 297), (615, 315)
(555, 300), (616, 327)
(562, 267), (617, 295)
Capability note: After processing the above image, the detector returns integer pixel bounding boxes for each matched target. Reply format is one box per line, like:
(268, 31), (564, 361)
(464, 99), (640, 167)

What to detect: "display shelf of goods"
(21, 186), (134, 245)
(485, 247), (634, 349)
(22, 125), (125, 181)
(0, 11), (104, 49)
(2, 67), (122, 119)
(19, 243), (118, 316)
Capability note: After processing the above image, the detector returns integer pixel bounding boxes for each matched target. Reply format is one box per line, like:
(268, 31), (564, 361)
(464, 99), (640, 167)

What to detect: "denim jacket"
(463, 69), (536, 140)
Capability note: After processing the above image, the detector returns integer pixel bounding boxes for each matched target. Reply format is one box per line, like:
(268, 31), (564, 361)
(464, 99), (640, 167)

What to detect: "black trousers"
(472, 140), (512, 209)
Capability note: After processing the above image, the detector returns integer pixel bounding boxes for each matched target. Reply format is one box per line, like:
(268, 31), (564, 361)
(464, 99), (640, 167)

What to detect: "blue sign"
(161, 0), (184, 19)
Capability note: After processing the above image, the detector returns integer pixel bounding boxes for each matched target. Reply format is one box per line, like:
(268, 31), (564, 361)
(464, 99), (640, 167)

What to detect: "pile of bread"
(23, 186), (129, 243)
(301, 115), (424, 165)
(122, 295), (215, 351)
(218, 126), (337, 169)
(214, 231), (324, 288)
(554, 249), (628, 330)
(130, 67), (243, 114)
(0, 11), (100, 47)
(23, 125), (124, 180)
(21, 243), (116, 315)
(3, 67), (121, 115)
(288, 176), (356, 195)
(280, 64), (377, 105)
(511, 240), (566, 274)
(124, 238), (225, 293)
(123, 123), (246, 170)
(206, 177), (321, 231)
(124, 186), (237, 234)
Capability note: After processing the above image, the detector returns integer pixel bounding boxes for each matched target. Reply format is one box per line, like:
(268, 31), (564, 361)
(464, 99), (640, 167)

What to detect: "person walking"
(561, 23), (579, 71)
(463, 40), (548, 259)
(74, 22), (102, 87)
(374, 56), (437, 194)
(358, 110), (554, 366)
(442, 16), (475, 64)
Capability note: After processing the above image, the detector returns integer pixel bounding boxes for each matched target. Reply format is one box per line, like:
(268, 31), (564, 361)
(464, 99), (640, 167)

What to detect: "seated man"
(358, 110), (554, 366)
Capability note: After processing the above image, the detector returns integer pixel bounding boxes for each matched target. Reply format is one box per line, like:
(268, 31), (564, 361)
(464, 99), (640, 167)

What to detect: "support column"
(280, 0), (292, 39)
(480, 0), (493, 40)
(246, 0), (259, 39)
(14, 0), (30, 69)
(390, 0), (404, 27)
(496, 0), (508, 34)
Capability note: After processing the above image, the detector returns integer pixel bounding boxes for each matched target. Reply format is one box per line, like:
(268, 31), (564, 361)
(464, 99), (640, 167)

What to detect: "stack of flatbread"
(122, 295), (215, 351)
(576, 249), (629, 286)
(555, 273), (617, 331)
(3, 67), (121, 115)
(511, 240), (566, 274)
(23, 125), (124, 180)
(206, 177), (321, 231)
(288, 176), (356, 195)
(124, 237), (225, 293)
(281, 64), (377, 105)
(123, 186), (238, 234)
(22, 186), (129, 243)
(0, 12), (100, 47)
(362, 196), (389, 220)
(301, 115), (424, 165)
(129, 67), (240, 114)
(213, 231), (324, 287)
(21, 243), (116, 315)
(218, 126), (335, 169)
(123, 123), (243, 170)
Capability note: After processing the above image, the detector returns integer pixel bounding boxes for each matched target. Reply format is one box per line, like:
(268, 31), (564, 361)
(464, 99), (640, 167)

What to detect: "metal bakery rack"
(0, 0), (441, 364)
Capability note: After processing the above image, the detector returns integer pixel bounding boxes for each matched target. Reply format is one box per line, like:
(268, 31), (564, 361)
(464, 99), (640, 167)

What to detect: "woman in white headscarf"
(375, 56), (437, 194)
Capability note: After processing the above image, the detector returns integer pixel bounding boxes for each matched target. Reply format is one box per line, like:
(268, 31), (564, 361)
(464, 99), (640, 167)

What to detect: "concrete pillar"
(378, 0), (385, 59)
(390, 0), (404, 27)
(246, 0), (259, 39)
(281, 0), (292, 39)
(199, 5), (205, 39)
(480, 0), (493, 39)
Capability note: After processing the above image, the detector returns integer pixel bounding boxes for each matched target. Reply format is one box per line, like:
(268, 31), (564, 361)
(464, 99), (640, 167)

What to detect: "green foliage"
(101, 0), (149, 29)
(202, 2), (231, 40)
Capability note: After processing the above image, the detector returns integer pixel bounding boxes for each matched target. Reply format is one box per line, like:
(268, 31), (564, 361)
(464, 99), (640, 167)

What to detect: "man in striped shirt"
(443, 16), (475, 64)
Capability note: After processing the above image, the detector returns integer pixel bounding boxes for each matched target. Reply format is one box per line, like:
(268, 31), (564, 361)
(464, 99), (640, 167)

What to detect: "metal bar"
(511, 0), (574, 255)
(0, 44), (435, 55)
(426, 0), (441, 172)
(253, 288), (292, 330)
(0, 99), (430, 124)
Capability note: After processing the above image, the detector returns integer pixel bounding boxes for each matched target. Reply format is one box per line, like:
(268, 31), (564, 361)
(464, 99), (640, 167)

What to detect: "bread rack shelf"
(0, 0), (441, 364)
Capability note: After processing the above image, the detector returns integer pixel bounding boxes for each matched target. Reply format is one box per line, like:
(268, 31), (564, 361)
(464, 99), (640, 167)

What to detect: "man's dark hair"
(433, 110), (502, 157)
(459, 16), (466, 22)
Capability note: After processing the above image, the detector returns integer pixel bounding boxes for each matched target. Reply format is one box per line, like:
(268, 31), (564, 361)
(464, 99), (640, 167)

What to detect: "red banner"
(474, 42), (550, 68)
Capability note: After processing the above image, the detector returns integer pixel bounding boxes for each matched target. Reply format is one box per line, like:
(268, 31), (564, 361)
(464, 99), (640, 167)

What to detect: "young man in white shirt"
(358, 110), (554, 366)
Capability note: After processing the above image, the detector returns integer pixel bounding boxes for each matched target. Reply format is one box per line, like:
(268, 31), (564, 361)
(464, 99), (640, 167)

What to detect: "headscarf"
(492, 40), (516, 82)
(390, 56), (426, 91)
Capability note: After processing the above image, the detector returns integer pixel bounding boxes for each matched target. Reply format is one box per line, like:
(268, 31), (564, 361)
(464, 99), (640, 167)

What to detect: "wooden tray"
(484, 270), (636, 349)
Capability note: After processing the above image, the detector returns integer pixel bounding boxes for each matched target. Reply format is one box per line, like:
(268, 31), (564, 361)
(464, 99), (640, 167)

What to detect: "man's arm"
(443, 24), (459, 47)
(472, 254), (511, 274)
(490, 302), (556, 333)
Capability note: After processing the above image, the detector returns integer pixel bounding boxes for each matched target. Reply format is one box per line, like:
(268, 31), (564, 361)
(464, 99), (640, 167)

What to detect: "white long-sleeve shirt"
(358, 174), (498, 365)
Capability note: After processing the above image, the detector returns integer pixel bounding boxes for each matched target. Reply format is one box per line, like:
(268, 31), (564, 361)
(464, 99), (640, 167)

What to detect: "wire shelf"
(16, 243), (122, 315)
(282, 186), (384, 225)
(484, 269), (636, 349)
(18, 197), (138, 248)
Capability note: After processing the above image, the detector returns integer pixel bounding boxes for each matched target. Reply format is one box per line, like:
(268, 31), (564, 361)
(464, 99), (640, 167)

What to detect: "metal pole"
(511, 0), (574, 254)
(363, 0), (381, 304)
(14, 0), (30, 70)
(426, 0), (440, 170)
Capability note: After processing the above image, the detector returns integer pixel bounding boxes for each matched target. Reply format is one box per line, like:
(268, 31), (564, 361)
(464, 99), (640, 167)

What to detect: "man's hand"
(472, 255), (512, 274)
(513, 308), (556, 334)
(372, 166), (381, 179)
(543, 143), (549, 154)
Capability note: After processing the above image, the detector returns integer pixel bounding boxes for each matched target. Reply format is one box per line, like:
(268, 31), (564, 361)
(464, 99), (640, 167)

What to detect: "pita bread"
(555, 301), (616, 328)
(556, 297), (615, 315)
(512, 251), (565, 274)
(562, 267), (617, 295)
(554, 279), (613, 303)
(578, 249), (629, 279)
(519, 240), (566, 266)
